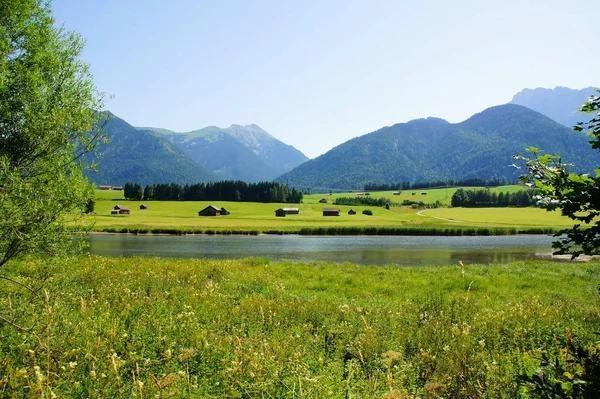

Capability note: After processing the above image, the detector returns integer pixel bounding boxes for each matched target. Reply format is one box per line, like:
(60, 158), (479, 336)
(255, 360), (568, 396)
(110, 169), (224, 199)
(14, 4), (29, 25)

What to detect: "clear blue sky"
(52, 0), (599, 158)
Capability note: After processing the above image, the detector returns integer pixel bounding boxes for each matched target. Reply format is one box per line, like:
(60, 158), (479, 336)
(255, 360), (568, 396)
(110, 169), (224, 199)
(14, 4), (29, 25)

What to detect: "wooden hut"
(112, 205), (130, 214)
(139, 204), (148, 210)
(220, 207), (230, 215)
(348, 208), (356, 215)
(319, 198), (328, 203)
(322, 208), (340, 216)
(275, 208), (300, 217)
(198, 205), (222, 216)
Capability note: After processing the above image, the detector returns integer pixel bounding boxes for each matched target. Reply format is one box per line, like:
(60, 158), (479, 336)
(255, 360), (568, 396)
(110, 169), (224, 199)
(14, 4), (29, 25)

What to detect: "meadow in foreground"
(1, 256), (599, 398)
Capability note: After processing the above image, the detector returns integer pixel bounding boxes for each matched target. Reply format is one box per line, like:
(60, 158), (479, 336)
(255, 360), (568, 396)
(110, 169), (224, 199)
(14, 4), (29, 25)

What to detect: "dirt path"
(416, 210), (461, 223)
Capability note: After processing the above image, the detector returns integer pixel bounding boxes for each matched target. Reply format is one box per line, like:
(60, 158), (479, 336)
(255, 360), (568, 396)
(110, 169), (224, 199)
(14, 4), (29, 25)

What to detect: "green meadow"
(2, 256), (599, 398)
(90, 187), (573, 234)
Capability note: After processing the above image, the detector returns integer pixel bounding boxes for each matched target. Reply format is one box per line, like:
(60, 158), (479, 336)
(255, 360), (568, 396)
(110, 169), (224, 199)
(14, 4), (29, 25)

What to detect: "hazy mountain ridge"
(509, 86), (598, 128)
(276, 104), (600, 190)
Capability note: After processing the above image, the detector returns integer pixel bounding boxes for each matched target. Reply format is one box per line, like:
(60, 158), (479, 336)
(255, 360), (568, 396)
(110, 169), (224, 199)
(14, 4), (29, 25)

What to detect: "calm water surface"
(88, 234), (558, 266)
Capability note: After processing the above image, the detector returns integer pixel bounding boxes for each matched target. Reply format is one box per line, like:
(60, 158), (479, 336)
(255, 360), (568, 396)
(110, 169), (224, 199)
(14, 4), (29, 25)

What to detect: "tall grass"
(1, 256), (598, 397)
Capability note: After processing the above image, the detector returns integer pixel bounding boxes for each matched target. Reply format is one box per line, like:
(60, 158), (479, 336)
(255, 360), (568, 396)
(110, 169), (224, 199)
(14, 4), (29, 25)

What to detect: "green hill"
(276, 104), (600, 190)
(85, 114), (216, 186)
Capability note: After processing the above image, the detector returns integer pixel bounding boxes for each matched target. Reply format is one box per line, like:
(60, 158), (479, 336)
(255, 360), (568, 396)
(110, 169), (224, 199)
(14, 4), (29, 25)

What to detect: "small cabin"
(112, 186), (123, 191)
(98, 185), (111, 190)
(421, 192), (427, 195)
(112, 205), (130, 214)
(198, 205), (222, 216)
(393, 191), (400, 195)
(139, 204), (148, 210)
(348, 209), (356, 215)
(319, 198), (328, 203)
(220, 207), (230, 216)
(275, 207), (300, 217)
(323, 208), (340, 216)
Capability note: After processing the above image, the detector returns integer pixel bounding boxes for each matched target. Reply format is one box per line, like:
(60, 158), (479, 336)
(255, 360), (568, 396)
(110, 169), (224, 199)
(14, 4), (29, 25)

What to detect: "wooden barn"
(198, 205), (222, 216)
(275, 207), (300, 217)
(319, 198), (328, 203)
(111, 205), (130, 214)
(98, 185), (111, 190)
(112, 186), (123, 191)
(220, 207), (231, 215)
(348, 208), (356, 215)
(139, 204), (147, 210)
(322, 208), (340, 216)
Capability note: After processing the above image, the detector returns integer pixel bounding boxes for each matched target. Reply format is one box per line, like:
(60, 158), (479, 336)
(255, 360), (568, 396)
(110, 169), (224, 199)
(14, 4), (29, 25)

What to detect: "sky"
(52, 0), (599, 159)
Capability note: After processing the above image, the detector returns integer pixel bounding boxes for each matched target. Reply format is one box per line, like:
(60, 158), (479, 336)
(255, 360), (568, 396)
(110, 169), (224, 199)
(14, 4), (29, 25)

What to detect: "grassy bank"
(1, 256), (599, 397)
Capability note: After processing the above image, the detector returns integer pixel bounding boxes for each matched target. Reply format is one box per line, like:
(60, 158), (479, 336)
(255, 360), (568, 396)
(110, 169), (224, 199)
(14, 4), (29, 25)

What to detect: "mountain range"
(85, 86), (600, 190)
(275, 104), (600, 190)
(84, 114), (217, 186)
(139, 124), (308, 182)
(509, 86), (598, 128)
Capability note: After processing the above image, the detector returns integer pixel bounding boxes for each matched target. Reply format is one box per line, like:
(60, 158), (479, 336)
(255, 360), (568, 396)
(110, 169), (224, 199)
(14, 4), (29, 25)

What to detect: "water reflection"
(88, 234), (556, 266)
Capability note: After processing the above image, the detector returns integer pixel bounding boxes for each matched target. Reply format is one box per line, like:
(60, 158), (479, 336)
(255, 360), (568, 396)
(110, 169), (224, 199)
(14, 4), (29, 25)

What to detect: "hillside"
(509, 86), (598, 128)
(84, 114), (216, 186)
(145, 124), (309, 182)
(276, 104), (600, 190)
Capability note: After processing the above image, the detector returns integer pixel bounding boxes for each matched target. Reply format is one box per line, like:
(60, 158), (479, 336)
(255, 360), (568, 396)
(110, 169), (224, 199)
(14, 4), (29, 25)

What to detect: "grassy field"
(1, 256), (598, 397)
(90, 186), (573, 234)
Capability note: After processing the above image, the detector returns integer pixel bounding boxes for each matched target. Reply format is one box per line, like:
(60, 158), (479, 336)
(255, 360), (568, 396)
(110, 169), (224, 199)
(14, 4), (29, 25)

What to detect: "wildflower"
(69, 361), (77, 369)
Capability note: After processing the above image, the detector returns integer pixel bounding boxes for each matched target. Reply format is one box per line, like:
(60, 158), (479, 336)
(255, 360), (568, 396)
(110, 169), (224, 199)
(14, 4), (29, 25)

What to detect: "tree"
(0, 0), (105, 270)
(515, 91), (600, 257)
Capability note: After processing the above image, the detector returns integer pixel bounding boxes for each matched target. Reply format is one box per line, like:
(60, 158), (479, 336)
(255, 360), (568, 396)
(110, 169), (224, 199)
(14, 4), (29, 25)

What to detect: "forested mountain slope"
(85, 114), (216, 186)
(276, 104), (600, 190)
(144, 124), (309, 182)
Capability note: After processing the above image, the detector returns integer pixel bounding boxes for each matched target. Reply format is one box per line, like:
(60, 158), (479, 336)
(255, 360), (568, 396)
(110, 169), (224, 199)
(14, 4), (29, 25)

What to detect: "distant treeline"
(333, 197), (393, 207)
(123, 181), (303, 203)
(364, 178), (513, 191)
(451, 188), (539, 208)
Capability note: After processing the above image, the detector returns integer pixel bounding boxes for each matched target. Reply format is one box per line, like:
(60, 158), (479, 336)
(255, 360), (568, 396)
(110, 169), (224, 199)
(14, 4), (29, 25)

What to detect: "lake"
(88, 234), (559, 266)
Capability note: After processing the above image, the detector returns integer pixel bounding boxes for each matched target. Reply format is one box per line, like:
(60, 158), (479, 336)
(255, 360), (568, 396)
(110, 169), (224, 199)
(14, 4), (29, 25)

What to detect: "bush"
(362, 209), (373, 216)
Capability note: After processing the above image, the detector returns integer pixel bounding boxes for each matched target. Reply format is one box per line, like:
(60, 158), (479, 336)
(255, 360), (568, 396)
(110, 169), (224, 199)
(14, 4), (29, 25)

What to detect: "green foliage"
(451, 188), (538, 207)
(517, 329), (600, 398)
(140, 180), (303, 203)
(0, 0), (104, 269)
(334, 196), (393, 207)
(516, 91), (600, 257)
(123, 183), (143, 200)
(362, 209), (373, 215)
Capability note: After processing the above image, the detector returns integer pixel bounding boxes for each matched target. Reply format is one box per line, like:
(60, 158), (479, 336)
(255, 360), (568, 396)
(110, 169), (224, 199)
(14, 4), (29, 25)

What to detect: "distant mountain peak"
(509, 86), (598, 128)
